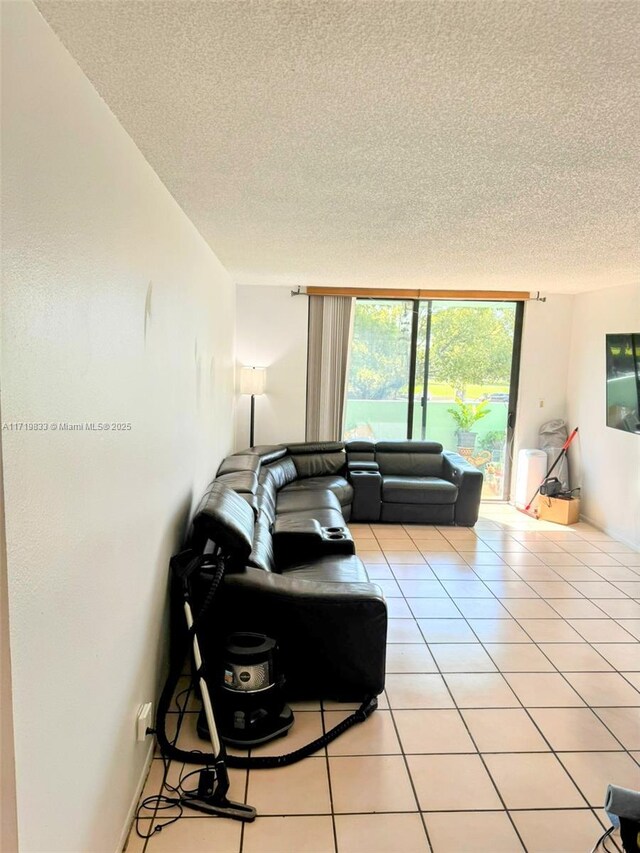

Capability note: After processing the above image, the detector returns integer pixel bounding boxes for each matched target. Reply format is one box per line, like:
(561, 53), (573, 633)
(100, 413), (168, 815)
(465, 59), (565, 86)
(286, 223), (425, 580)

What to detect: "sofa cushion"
(377, 451), (444, 477)
(382, 476), (458, 505)
(276, 489), (342, 514)
(280, 475), (354, 508)
(282, 554), (369, 584)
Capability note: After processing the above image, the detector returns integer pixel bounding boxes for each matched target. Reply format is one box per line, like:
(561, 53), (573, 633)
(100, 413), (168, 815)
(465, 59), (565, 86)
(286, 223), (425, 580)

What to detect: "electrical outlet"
(136, 702), (153, 742)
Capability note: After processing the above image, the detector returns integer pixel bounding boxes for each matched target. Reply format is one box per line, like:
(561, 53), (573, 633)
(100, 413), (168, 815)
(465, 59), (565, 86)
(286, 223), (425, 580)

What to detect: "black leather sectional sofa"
(188, 440), (482, 701)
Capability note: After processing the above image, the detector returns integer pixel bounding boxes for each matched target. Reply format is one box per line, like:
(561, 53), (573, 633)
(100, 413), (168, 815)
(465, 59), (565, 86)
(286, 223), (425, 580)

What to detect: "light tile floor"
(125, 505), (640, 852)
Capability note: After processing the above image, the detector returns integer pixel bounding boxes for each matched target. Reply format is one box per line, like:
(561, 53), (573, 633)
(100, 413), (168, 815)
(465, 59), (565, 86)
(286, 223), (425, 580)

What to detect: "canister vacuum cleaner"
(199, 631), (294, 748)
(150, 545), (377, 829)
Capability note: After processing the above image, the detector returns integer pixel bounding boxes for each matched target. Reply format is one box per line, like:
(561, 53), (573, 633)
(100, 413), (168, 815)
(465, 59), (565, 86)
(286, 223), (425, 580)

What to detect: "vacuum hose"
(226, 695), (377, 769)
(156, 555), (378, 769)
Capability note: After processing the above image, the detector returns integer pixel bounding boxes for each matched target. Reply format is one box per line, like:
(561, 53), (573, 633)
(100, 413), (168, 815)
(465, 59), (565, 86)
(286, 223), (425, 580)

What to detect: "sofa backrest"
(287, 441), (346, 479)
(256, 472), (278, 526)
(247, 516), (275, 572)
(191, 482), (255, 567)
(375, 440), (445, 477)
(217, 454), (261, 476)
(215, 470), (259, 494)
(262, 456), (298, 490)
(199, 441), (353, 574)
(345, 439), (376, 464)
(233, 445), (288, 465)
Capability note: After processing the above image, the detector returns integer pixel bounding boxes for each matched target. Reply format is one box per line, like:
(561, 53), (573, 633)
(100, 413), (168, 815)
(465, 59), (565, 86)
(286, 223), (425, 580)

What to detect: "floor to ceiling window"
(344, 299), (524, 500)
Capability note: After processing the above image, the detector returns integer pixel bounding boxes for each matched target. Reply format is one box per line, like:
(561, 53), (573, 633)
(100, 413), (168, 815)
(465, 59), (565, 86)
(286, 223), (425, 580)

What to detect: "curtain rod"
(291, 286), (546, 302)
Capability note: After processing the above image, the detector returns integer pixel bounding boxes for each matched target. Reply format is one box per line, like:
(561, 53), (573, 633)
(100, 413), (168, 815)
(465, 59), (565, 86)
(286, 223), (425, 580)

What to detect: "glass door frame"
(504, 301), (525, 501)
(356, 297), (525, 501)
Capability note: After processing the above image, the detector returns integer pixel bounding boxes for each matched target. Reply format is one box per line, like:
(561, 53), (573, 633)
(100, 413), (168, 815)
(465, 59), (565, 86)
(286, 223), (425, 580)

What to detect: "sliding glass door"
(344, 299), (523, 499)
(343, 300), (415, 440)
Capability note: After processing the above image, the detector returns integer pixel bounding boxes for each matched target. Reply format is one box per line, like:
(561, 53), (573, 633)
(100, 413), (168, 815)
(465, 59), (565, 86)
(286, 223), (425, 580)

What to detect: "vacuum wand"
(525, 427), (578, 512)
(184, 601), (221, 758)
(180, 568), (256, 822)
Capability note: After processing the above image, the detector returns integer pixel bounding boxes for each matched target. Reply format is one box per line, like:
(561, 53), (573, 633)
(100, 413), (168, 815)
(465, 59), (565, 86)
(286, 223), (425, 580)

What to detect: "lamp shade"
(239, 366), (267, 396)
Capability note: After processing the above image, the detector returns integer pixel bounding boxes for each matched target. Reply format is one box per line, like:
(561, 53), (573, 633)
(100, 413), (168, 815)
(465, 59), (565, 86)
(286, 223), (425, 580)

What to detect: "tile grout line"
(368, 533), (435, 851)
(379, 526), (640, 769)
(450, 538), (640, 768)
(384, 700), (436, 852)
(320, 699), (340, 853)
(372, 522), (639, 850)
(379, 531), (530, 853)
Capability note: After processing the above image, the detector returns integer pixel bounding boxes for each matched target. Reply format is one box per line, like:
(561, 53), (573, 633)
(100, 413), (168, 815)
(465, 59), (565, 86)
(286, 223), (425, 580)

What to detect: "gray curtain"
(306, 295), (354, 441)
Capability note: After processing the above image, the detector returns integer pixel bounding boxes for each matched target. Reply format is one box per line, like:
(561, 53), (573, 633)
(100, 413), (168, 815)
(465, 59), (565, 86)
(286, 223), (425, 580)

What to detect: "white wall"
(235, 285), (308, 449)
(566, 283), (640, 547)
(509, 295), (574, 496)
(513, 296), (574, 448)
(1, 5), (235, 851)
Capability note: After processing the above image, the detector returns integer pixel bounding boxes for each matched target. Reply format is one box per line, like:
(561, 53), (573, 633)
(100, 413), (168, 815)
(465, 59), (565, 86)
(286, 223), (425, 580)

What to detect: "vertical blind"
(306, 295), (354, 441)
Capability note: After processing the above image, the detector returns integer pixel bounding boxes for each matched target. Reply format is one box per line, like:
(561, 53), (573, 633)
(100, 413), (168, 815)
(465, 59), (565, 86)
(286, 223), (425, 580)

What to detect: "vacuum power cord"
(590, 825), (615, 853)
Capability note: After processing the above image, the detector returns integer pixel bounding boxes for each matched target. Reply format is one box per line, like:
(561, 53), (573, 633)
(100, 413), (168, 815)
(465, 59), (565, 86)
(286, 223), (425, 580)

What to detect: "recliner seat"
(346, 438), (483, 526)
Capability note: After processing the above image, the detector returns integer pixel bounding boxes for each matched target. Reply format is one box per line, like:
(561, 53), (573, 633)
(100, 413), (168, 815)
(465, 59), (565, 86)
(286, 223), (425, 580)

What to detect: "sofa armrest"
(273, 516), (355, 562)
(349, 470), (382, 522)
(200, 568), (386, 700)
(442, 451), (484, 526)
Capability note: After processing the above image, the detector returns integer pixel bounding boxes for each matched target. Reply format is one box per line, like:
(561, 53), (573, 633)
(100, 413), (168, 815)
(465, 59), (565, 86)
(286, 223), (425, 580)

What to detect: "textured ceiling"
(36, 0), (639, 293)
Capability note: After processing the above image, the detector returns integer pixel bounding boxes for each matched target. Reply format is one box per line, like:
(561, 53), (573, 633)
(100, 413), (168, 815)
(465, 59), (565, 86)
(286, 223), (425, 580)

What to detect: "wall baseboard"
(506, 500), (638, 551)
(115, 743), (155, 853)
(579, 511), (639, 552)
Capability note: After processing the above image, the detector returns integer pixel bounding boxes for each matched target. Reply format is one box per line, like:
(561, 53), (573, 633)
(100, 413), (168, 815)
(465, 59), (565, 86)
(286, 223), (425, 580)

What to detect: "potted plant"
(447, 397), (490, 451)
(480, 429), (506, 460)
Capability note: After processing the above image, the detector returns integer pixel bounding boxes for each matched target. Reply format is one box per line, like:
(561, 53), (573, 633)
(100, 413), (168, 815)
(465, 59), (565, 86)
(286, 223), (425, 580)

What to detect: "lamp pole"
(240, 366), (267, 449)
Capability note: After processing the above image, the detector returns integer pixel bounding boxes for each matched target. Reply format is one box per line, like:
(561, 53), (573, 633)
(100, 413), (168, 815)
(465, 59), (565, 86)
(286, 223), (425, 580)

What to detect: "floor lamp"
(240, 366), (267, 448)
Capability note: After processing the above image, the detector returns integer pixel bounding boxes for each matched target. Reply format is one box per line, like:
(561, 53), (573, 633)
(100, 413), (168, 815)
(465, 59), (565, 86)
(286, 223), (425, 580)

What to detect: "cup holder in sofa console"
(321, 526), (354, 555)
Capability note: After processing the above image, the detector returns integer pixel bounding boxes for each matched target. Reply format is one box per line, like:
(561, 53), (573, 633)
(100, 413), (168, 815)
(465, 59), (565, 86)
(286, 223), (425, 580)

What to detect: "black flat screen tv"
(606, 333), (640, 434)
